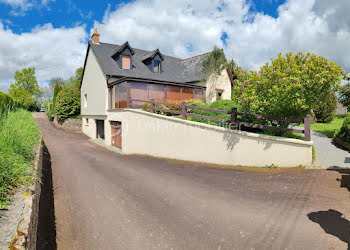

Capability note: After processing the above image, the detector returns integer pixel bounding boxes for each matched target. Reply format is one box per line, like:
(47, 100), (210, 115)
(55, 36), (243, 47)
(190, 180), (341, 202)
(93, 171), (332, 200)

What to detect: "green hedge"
(0, 91), (16, 111)
(336, 115), (350, 143)
(54, 87), (80, 120)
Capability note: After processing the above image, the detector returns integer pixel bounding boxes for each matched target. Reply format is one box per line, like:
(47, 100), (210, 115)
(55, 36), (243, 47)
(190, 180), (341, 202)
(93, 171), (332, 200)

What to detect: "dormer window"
(122, 55), (131, 69)
(112, 41), (135, 70)
(153, 60), (160, 73)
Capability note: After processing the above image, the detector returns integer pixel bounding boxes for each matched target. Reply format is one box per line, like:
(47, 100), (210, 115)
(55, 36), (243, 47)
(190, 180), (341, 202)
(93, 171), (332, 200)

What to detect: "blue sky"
(0, 0), (349, 92)
(0, 0), (285, 35)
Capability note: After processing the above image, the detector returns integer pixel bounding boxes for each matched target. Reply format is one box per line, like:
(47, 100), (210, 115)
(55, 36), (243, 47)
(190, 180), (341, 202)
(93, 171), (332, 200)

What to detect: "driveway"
(33, 113), (350, 250)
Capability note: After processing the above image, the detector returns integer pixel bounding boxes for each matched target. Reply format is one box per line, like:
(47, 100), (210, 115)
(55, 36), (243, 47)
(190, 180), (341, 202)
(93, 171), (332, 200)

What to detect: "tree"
(339, 75), (350, 107)
(53, 67), (83, 120)
(66, 67), (83, 90)
(54, 87), (80, 120)
(51, 78), (64, 111)
(232, 52), (345, 125)
(202, 46), (227, 77)
(314, 92), (337, 123)
(9, 67), (42, 110)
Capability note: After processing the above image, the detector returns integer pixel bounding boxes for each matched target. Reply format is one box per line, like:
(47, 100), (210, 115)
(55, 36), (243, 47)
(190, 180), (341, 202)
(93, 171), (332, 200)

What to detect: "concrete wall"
(80, 48), (108, 116)
(82, 115), (107, 139)
(204, 69), (232, 104)
(106, 109), (313, 167)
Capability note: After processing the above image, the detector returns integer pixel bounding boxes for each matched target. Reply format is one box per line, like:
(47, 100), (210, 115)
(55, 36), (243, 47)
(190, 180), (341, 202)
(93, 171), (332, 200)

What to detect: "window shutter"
(122, 55), (131, 69)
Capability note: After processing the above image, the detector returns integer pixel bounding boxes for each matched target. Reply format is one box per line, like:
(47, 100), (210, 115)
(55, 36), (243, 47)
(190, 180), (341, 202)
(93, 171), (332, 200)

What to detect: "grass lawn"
(308, 114), (347, 138)
(0, 109), (41, 209)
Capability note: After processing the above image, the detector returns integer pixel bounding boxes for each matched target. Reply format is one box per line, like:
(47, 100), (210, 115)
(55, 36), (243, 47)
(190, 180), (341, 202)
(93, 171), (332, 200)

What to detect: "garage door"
(111, 121), (122, 149)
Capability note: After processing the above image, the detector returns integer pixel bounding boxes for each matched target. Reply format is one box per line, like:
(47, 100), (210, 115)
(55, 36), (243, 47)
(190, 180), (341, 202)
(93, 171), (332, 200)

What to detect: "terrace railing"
(128, 98), (311, 141)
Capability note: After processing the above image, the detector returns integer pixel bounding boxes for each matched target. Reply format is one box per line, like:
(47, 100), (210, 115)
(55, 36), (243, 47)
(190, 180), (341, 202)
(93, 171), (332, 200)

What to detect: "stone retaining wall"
(53, 117), (82, 131)
(0, 138), (43, 250)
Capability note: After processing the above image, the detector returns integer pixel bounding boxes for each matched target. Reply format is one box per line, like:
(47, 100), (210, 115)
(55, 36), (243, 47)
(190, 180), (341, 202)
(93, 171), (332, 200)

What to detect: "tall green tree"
(232, 52), (345, 124)
(52, 82), (63, 111)
(54, 67), (83, 120)
(9, 67), (42, 110)
(202, 46), (227, 77)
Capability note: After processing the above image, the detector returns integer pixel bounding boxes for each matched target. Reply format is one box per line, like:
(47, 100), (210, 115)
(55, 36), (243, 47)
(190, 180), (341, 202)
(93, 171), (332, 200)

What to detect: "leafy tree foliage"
(8, 67), (42, 110)
(52, 81), (63, 111)
(232, 52), (345, 125)
(54, 87), (80, 120)
(54, 67), (82, 120)
(202, 46), (241, 84)
(314, 92), (337, 123)
(202, 46), (227, 77)
(339, 76), (350, 107)
(337, 115), (350, 143)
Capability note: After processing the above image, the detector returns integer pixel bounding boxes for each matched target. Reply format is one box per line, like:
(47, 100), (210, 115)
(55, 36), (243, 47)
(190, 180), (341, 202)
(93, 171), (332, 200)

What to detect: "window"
(153, 60), (160, 73)
(85, 118), (89, 125)
(216, 89), (223, 100)
(84, 94), (87, 107)
(122, 55), (131, 69)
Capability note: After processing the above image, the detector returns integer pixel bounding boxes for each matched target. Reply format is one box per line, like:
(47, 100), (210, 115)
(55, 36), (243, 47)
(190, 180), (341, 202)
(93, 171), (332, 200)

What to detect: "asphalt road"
(33, 113), (350, 250)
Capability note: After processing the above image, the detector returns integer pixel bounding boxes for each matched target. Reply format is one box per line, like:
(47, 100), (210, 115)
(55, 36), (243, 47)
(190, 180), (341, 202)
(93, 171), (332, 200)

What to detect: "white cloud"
(0, 0), (55, 15)
(0, 23), (87, 90)
(0, 0), (33, 10)
(93, 0), (350, 72)
(1, 0), (350, 92)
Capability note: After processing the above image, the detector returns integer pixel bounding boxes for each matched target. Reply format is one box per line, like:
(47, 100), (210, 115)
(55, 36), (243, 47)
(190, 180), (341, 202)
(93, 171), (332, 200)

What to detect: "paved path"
(33, 113), (350, 250)
(311, 130), (350, 168)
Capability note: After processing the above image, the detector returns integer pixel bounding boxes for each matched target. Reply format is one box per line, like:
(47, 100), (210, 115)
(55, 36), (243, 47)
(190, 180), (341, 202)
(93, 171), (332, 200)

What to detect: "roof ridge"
(179, 52), (211, 62)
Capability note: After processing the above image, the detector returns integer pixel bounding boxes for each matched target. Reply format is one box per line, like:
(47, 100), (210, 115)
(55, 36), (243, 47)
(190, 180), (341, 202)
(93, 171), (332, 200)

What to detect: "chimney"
(91, 29), (100, 44)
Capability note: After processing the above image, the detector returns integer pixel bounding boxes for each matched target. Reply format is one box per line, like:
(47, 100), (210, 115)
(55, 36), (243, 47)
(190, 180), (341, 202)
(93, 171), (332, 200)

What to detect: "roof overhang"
(107, 76), (206, 89)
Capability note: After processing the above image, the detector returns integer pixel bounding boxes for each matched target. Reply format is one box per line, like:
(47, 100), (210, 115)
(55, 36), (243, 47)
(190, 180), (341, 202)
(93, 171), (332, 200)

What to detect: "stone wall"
(53, 117), (82, 131)
(0, 138), (43, 250)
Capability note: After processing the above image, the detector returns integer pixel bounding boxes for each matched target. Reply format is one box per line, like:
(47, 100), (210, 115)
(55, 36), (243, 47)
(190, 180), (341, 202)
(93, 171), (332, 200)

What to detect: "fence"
(128, 98), (311, 141)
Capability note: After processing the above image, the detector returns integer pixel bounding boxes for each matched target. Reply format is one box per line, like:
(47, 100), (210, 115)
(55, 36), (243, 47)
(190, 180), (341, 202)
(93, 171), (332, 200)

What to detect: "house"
(80, 30), (233, 143)
(336, 99), (348, 114)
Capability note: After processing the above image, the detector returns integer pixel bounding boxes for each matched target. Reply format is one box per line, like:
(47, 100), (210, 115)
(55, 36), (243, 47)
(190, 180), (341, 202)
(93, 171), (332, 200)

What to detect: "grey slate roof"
(141, 48), (164, 61)
(89, 41), (207, 84)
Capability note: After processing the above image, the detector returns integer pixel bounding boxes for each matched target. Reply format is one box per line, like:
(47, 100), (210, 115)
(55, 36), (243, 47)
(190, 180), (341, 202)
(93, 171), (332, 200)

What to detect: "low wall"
(106, 109), (313, 167)
(0, 138), (43, 250)
(53, 117), (82, 131)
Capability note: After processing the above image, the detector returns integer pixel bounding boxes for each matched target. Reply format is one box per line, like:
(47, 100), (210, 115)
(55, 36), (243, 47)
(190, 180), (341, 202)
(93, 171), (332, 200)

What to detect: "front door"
(111, 121), (122, 149)
(96, 120), (105, 139)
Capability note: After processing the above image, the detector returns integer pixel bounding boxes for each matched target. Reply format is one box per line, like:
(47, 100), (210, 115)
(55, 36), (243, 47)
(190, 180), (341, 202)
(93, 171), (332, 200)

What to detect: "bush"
(0, 91), (17, 111)
(314, 92), (337, 123)
(46, 109), (54, 121)
(232, 52), (345, 125)
(189, 100), (242, 127)
(336, 115), (350, 143)
(54, 86), (80, 120)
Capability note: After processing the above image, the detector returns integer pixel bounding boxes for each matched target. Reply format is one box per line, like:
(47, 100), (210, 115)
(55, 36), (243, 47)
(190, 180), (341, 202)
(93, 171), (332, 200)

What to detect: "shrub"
(265, 163), (278, 169)
(142, 102), (151, 112)
(189, 100), (242, 127)
(314, 92), (337, 123)
(0, 91), (17, 111)
(336, 115), (350, 143)
(46, 109), (54, 121)
(186, 99), (207, 107)
(55, 86), (80, 120)
(232, 52), (345, 125)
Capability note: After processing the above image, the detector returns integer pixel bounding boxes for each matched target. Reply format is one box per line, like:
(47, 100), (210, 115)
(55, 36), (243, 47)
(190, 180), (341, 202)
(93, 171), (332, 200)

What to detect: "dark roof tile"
(89, 41), (207, 83)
